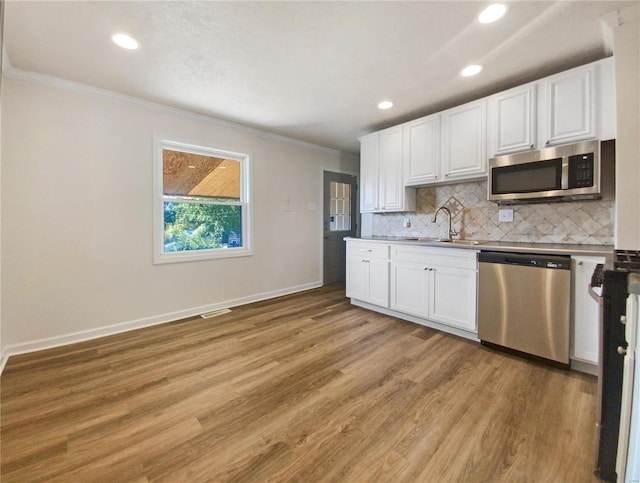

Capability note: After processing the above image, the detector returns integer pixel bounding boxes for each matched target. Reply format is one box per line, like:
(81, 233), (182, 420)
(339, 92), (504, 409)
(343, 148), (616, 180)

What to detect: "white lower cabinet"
(571, 255), (605, 364)
(347, 240), (605, 365)
(390, 261), (429, 317)
(429, 264), (477, 332)
(390, 245), (478, 333)
(346, 242), (389, 307)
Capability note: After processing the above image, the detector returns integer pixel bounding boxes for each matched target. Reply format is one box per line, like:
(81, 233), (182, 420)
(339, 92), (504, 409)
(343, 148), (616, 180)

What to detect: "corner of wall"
(0, 0), (4, 376)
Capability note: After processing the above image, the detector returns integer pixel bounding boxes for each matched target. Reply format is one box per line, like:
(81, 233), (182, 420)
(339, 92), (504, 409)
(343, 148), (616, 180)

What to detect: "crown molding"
(2, 62), (358, 159)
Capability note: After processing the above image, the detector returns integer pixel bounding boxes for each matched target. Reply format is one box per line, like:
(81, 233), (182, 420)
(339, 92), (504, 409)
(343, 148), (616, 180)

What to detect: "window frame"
(153, 135), (252, 264)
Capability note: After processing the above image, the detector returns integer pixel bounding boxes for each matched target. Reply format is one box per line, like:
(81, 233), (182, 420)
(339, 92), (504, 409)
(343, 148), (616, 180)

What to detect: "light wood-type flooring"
(1, 284), (599, 482)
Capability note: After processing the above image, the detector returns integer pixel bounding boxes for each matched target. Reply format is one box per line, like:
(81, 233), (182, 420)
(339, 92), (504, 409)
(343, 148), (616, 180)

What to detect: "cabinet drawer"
(347, 242), (389, 260)
(391, 244), (478, 270)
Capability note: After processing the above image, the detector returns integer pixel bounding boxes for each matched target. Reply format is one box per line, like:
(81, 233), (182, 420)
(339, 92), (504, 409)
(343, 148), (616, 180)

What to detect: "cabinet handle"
(578, 261), (583, 265)
(530, 144), (534, 148)
(435, 176), (438, 179)
(618, 346), (628, 356)
(621, 315), (627, 324)
(546, 140), (550, 145)
(445, 173), (449, 177)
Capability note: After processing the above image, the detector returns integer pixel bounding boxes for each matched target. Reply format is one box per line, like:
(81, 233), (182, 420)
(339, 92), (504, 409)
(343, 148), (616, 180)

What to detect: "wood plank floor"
(1, 284), (599, 482)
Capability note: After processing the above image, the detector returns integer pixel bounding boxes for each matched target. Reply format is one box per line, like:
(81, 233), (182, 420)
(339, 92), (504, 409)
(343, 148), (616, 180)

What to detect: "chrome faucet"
(432, 206), (458, 241)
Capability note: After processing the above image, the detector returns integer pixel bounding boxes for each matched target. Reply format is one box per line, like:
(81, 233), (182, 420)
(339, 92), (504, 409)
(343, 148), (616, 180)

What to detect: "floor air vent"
(200, 308), (231, 319)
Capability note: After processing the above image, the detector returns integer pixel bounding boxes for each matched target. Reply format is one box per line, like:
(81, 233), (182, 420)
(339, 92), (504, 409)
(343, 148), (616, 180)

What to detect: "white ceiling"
(3, 1), (635, 154)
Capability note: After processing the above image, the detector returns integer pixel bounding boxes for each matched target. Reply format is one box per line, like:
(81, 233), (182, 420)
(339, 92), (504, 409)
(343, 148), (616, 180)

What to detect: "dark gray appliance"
(478, 251), (572, 365)
(591, 250), (640, 481)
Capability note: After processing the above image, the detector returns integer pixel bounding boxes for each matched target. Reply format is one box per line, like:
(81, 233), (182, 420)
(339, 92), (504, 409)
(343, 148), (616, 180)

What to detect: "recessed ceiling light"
(378, 101), (394, 110)
(461, 64), (483, 77)
(111, 33), (140, 50)
(187, 165), (196, 169)
(478, 3), (507, 24)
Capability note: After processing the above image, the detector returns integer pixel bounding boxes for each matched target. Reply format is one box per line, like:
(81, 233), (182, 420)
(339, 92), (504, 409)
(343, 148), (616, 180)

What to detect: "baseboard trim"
(570, 358), (599, 376)
(1, 281), (322, 369)
(0, 350), (8, 375)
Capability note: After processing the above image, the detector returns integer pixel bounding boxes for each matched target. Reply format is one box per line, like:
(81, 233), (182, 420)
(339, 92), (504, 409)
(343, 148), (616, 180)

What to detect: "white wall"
(613, 4), (640, 249)
(0, 3), (5, 370)
(0, 74), (358, 352)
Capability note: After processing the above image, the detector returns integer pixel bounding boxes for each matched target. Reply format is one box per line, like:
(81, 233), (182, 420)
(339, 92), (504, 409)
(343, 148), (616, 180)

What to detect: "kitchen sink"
(401, 237), (483, 245)
(439, 239), (483, 245)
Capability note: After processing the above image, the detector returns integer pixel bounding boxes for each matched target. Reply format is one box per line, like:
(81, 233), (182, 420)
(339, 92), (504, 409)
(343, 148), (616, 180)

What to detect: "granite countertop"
(346, 236), (614, 258)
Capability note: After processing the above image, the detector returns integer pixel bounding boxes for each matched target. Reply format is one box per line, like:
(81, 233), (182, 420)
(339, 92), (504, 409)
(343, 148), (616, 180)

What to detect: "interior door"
(323, 171), (357, 284)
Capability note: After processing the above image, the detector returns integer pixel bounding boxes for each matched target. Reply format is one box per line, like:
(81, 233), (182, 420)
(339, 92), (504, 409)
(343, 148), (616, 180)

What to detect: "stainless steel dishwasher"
(478, 251), (572, 366)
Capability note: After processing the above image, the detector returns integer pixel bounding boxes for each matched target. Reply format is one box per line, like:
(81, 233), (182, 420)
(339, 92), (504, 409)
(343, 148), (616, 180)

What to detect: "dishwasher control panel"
(479, 251), (571, 270)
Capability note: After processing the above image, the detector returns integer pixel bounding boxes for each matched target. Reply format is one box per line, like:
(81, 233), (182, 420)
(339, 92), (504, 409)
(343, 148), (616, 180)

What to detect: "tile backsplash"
(372, 180), (614, 245)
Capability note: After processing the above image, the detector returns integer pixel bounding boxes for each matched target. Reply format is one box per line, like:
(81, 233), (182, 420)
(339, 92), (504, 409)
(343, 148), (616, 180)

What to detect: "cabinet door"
(379, 126), (404, 211)
(404, 115), (441, 185)
(597, 57), (616, 141)
(442, 100), (487, 180)
(359, 134), (379, 213)
(428, 265), (477, 332)
(346, 255), (371, 301)
(572, 256), (604, 363)
(368, 258), (390, 308)
(542, 65), (596, 146)
(346, 256), (388, 307)
(390, 261), (429, 317)
(489, 84), (536, 156)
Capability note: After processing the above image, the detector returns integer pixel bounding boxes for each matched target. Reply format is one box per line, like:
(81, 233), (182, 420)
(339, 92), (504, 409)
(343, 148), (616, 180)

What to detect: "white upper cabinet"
(403, 114), (441, 185)
(442, 99), (487, 180)
(359, 57), (616, 193)
(596, 56), (617, 141)
(359, 133), (379, 212)
(379, 126), (406, 211)
(540, 63), (596, 146)
(488, 83), (537, 156)
(359, 127), (416, 213)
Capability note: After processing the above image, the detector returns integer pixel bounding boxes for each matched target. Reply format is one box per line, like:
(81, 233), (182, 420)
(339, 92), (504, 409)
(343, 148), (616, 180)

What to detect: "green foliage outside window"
(164, 202), (242, 252)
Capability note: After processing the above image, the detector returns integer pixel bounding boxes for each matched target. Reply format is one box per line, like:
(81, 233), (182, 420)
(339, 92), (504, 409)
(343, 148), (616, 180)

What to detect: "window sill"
(154, 246), (253, 264)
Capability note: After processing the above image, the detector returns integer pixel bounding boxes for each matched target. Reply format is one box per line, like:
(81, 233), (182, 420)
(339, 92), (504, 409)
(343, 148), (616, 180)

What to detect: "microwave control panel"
(568, 153), (595, 188)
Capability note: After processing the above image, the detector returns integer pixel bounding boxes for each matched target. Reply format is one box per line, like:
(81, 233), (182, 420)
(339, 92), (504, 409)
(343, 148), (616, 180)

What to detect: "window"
(154, 137), (251, 263)
(329, 181), (352, 231)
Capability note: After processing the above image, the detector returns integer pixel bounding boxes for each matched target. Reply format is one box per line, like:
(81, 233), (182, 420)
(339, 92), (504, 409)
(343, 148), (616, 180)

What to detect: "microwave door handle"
(562, 157), (569, 190)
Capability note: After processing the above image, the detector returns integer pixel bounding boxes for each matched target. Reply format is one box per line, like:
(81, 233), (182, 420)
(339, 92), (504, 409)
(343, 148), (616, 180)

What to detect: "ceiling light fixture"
(478, 3), (507, 24)
(111, 33), (140, 50)
(378, 101), (394, 110)
(461, 64), (483, 77)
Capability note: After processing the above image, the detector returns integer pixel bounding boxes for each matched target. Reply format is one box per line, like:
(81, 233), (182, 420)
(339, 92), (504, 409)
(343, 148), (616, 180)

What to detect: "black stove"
(614, 250), (640, 272)
(594, 249), (640, 481)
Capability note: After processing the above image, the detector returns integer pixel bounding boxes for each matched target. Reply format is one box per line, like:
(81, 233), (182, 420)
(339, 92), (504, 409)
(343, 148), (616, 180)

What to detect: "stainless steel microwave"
(488, 140), (615, 204)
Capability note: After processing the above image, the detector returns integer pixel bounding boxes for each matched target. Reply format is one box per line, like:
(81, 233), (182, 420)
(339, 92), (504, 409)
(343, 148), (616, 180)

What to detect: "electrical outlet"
(498, 209), (514, 222)
(403, 216), (411, 228)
